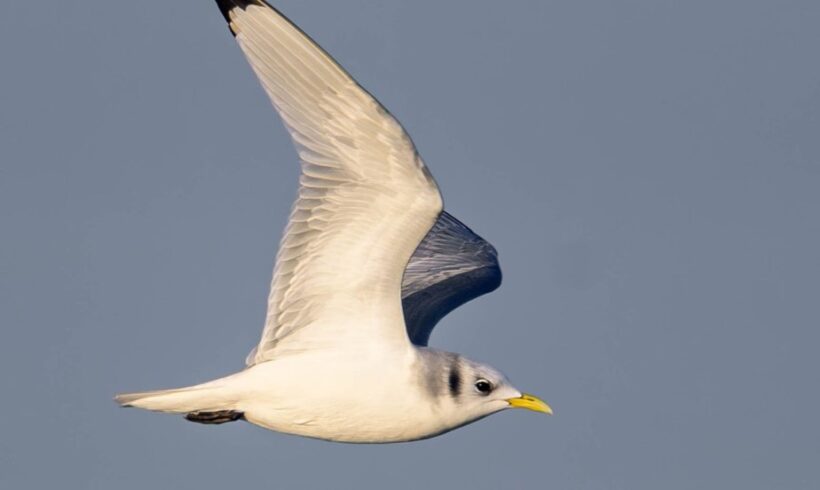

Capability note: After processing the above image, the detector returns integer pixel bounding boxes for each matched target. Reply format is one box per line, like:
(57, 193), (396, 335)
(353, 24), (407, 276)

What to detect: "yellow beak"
(507, 393), (553, 415)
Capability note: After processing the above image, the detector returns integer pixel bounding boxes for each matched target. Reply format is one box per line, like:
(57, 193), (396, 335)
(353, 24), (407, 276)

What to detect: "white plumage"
(116, 0), (550, 443)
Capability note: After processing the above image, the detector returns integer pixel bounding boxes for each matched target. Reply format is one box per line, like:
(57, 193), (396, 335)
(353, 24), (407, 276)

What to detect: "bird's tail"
(115, 378), (237, 415)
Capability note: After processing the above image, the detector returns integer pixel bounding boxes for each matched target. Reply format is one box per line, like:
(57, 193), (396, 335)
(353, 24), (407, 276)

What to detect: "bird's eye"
(474, 379), (492, 394)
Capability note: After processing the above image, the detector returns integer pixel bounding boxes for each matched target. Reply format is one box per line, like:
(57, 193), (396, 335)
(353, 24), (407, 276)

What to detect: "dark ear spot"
(448, 366), (461, 397)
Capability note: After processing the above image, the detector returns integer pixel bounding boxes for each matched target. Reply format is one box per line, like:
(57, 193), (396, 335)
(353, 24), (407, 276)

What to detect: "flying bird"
(116, 0), (551, 443)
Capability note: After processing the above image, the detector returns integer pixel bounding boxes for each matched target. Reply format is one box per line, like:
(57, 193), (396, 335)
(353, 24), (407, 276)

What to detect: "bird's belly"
(243, 403), (448, 443)
(235, 353), (451, 443)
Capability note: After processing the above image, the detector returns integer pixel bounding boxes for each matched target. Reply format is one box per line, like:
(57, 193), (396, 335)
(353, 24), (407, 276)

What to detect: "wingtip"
(214, 0), (234, 23)
(215, 0), (266, 35)
(215, 0), (268, 19)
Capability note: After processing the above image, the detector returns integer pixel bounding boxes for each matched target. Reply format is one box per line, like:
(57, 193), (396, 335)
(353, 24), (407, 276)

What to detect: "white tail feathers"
(115, 382), (235, 414)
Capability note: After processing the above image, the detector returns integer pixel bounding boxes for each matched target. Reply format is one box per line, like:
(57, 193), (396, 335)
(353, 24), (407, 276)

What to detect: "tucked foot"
(185, 410), (244, 425)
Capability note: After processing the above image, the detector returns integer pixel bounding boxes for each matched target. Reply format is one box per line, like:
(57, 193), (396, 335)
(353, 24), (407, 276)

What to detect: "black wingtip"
(215, 0), (236, 23)
(215, 0), (266, 34)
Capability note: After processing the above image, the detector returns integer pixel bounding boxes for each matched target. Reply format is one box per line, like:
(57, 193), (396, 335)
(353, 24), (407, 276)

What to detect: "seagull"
(116, 0), (551, 443)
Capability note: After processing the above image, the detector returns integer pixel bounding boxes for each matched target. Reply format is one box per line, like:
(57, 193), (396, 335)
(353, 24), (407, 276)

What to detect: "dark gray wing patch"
(401, 212), (501, 346)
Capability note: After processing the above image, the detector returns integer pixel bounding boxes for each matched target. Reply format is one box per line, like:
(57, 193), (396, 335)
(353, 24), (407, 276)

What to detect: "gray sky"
(2, 0), (819, 488)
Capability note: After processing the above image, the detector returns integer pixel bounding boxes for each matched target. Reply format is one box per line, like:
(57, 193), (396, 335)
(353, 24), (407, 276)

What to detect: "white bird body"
(121, 343), (516, 443)
(242, 347), (450, 443)
(116, 0), (551, 443)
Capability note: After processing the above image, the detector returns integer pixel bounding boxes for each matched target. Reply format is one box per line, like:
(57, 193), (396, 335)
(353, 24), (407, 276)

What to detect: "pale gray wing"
(401, 212), (501, 346)
(215, 0), (443, 363)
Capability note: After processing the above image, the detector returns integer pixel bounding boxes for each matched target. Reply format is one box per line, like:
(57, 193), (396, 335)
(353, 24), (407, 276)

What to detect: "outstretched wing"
(214, 0), (443, 364)
(401, 212), (502, 346)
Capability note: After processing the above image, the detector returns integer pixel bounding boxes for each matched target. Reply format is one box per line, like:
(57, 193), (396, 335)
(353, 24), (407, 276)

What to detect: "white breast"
(231, 344), (458, 443)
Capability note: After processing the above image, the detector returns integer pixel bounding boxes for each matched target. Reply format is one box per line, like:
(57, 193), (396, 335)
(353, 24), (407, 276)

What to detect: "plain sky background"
(2, 0), (819, 488)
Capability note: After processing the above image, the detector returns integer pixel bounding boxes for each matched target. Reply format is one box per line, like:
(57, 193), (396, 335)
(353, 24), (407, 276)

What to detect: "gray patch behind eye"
(413, 349), (461, 403)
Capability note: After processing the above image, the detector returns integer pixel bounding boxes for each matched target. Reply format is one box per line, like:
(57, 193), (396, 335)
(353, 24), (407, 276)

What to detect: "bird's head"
(416, 350), (552, 430)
